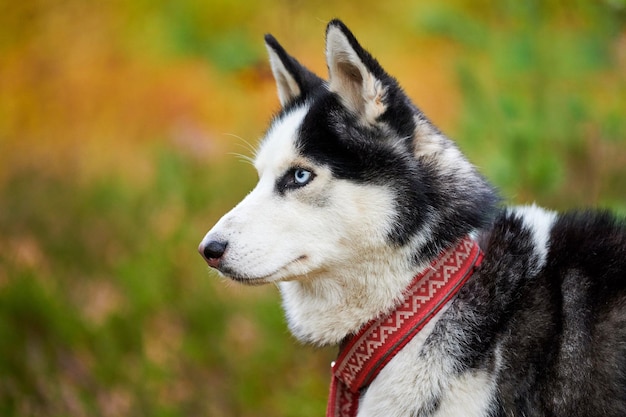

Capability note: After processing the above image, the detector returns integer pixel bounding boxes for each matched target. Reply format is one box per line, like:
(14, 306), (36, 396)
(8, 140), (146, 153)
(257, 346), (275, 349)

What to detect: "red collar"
(326, 236), (483, 417)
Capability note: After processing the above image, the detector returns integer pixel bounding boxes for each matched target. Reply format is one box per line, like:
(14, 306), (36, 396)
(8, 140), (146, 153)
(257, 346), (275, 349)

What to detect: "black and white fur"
(199, 20), (626, 417)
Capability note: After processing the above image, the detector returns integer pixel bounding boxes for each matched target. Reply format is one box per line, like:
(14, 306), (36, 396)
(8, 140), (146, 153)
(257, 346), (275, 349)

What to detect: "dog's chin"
(225, 274), (273, 286)
(219, 255), (308, 286)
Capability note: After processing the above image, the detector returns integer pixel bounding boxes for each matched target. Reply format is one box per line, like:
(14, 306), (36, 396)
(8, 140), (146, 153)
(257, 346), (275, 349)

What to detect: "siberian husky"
(199, 19), (626, 417)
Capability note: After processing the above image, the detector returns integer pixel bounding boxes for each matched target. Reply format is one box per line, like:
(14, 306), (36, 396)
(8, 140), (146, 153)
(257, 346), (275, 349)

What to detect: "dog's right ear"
(265, 34), (324, 106)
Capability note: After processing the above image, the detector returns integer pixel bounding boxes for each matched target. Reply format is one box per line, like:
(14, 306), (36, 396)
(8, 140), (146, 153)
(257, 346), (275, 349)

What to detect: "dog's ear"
(265, 34), (324, 106)
(325, 19), (389, 124)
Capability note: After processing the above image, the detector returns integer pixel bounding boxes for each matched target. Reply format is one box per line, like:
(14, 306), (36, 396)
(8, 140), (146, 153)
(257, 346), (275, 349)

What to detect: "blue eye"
(294, 168), (312, 185)
(277, 167), (316, 193)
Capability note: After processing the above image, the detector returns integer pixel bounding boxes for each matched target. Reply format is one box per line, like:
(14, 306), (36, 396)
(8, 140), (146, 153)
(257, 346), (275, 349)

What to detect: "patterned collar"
(326, 236), (484, 417)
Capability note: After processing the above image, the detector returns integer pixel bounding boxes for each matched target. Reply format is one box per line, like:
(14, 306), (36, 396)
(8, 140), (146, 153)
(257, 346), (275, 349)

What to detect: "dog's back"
(461, 208), (626, 416)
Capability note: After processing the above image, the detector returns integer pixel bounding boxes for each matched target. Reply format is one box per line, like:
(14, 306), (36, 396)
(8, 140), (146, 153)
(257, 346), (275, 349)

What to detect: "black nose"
(199, 240), (228, 268)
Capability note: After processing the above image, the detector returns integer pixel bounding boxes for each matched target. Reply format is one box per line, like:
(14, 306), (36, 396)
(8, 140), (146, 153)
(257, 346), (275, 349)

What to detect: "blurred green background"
(0, 1), (625, 416)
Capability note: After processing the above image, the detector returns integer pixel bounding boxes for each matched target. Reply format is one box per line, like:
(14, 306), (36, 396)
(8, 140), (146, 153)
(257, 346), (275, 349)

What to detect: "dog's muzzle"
(198, 240), (228, 269)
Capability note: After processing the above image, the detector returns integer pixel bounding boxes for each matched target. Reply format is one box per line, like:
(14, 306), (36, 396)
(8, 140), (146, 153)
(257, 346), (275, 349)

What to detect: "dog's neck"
(278, 243), (438, 346)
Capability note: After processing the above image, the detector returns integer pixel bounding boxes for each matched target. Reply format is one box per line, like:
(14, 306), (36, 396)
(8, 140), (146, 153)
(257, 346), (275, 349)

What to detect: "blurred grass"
(0, 1), (625, 416)
(423, 1), (626, 209)
(0, 148), (332, 417)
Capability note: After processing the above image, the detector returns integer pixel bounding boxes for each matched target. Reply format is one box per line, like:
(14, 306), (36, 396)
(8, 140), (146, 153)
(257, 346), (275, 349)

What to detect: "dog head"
(199, 20), (496, 285)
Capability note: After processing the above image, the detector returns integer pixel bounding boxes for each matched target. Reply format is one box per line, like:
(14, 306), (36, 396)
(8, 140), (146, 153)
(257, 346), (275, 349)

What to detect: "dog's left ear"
(265, 34), (324, 106)
(325, 19), (389, 124)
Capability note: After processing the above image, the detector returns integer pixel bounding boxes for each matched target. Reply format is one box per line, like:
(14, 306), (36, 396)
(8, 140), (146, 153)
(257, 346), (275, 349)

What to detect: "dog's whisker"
(222, 132), (258, 159)
(227, 152), (255, 166)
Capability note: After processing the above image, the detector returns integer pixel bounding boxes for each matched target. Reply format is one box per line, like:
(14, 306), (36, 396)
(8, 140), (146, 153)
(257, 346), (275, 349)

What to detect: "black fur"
(437, 209), (626, 416)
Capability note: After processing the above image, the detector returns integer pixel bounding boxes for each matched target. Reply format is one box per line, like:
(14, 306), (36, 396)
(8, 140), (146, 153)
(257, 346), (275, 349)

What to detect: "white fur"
(279, 240), (420, 345)
(434, 371), (497, 417)
(507, 204), (557, 273)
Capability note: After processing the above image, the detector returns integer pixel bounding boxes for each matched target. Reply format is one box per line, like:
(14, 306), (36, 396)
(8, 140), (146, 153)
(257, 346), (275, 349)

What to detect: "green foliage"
(418, 1), (626, 211)
(120, 0), (264, 70)
(0, 149), (331, 416)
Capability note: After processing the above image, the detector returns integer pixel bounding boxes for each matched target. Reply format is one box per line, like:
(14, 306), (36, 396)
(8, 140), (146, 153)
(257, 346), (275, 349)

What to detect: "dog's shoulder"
(477, 204), (558, 282)
(463, 204), (626, 357)
(468, 206), (626, 416)
(480, 205), (626, 279)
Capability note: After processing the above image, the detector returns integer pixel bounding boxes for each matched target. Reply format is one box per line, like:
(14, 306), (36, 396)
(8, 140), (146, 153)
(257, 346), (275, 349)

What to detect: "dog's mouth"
(219, 255), (308, 285)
